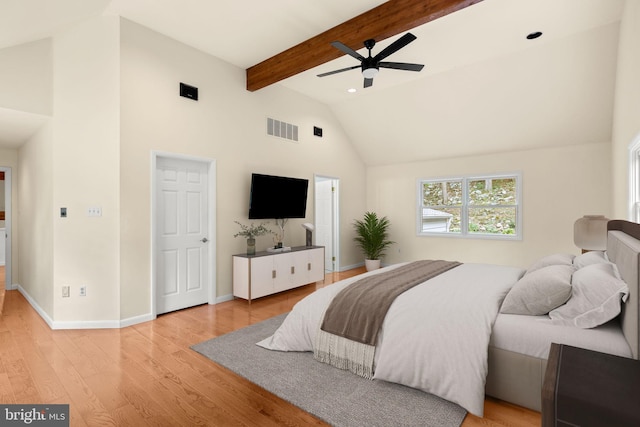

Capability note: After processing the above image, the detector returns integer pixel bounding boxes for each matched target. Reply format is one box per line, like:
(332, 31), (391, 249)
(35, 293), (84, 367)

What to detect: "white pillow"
(548, 262), (629, 328)
(573, 251), (608, 269)
(526, 253), (575, 274)
(501, 264), (574, 315)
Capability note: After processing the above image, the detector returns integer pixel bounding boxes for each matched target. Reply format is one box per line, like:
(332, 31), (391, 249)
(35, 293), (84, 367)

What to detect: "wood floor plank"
(0, 268), (540, 427)
(0, 329), (42, 403)
(118, 346), (216, 427)
(0, 371), (15, 403)
(163, 348), (318, 427)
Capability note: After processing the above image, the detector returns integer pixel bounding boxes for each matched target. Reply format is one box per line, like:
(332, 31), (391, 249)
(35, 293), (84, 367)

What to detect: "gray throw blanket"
(315, 260), (461, 378)
(321, 260), (461, 345)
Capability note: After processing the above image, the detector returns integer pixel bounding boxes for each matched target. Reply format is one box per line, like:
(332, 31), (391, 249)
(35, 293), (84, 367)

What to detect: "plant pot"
(365, 259), (381, 271)
(246, 238), (256, 255)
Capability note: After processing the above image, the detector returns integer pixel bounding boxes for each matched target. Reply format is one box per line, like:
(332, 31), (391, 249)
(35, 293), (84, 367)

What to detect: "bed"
(257, 220), (640, 416)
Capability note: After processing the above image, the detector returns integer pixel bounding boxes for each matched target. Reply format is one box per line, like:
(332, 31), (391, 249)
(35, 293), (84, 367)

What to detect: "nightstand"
(542, 343), (640, 427)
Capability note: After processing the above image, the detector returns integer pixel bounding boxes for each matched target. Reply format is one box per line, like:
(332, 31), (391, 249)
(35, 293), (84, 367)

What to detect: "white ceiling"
(0, 0), (626, 164)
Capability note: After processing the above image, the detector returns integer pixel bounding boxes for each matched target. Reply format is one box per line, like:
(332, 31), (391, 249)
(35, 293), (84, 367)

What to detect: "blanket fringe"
(313, 329), (375, 379)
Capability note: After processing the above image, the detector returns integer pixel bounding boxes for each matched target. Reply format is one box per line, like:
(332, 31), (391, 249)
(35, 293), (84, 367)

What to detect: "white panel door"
(315, 177), (336, 272)
(156, 157), (209, 314)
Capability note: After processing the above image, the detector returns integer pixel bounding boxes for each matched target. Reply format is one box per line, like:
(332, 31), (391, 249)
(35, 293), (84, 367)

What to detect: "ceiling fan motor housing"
(361, 56), (379, 78)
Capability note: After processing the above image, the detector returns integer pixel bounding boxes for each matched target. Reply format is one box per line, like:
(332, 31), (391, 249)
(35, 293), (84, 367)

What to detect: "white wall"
(119, 19), (366, 320)
(368, 142), (611, 268)
(612, 0), (640, 219)
(51, 15), (121, 323)
(0, 39), (52, 115)
(18, 122), (53, 315)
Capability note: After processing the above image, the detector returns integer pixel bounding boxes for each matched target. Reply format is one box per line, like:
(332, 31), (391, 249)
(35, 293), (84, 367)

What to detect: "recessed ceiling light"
(347, 88), (357, 93)
(526, 31), (543, 40)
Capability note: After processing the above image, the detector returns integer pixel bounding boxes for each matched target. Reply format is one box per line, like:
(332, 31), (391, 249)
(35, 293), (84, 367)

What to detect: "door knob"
(201, 237), (209, 243)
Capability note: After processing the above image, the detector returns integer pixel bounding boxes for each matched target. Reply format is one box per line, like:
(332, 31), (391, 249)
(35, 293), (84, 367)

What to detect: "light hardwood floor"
(0, 268), (540, 426)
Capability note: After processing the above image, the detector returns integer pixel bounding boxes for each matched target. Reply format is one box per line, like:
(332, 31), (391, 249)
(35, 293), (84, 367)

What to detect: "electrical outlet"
(62, 286), (70, 298)
(79, 286), (86, 297)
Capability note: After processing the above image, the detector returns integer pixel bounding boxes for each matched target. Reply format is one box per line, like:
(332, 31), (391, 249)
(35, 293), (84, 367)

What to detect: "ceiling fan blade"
(364, 78), (374, 88)
(373, 32), (417, 62)
(331, 41), (365, 61)
(317, 65), (361, 78)
(379, 62), (425, 72)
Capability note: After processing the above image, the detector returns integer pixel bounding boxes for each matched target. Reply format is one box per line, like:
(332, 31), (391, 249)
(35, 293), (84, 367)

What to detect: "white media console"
(232, 246), (325, 303)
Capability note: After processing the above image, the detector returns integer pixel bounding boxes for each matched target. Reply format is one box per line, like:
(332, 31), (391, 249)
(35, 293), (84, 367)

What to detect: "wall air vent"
(267, 117), (299, 142)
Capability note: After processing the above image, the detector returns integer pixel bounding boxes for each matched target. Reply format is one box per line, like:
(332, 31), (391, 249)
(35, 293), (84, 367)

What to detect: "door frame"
(0, 167), (11, 289)
(150, 151), (217, 317)
(314, 174), (340, 272)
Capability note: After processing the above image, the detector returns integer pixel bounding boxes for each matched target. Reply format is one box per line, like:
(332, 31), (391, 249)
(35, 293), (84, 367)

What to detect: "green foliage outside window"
(420, 176), (519, 237)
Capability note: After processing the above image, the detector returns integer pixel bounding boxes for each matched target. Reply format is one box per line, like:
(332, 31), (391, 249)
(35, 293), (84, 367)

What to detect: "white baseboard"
(17, 284), (55, 329)
(120, 313), (156, 328)
(338, 262), (364, 272)
(18, 285), (123, 329)
(15, 285), (231, 330)
(216, 293), (234, 304)
(53, 319), (122, 329)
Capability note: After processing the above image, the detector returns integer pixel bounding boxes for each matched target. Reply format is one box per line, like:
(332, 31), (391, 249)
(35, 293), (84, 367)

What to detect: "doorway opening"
(0, 168), (11, 287)
(0, 167), (11, 313)
(314, 175), (339, 272)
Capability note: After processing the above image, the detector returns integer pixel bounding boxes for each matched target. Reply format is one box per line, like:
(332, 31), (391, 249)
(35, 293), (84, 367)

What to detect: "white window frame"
(629, 135), (640, 222)
(416, 172), (522, 240)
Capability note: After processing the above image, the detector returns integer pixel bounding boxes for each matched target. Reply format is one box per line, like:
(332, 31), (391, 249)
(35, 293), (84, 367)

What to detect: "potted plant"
(234, 221), (273, 255)
(353, 211), (394, 271)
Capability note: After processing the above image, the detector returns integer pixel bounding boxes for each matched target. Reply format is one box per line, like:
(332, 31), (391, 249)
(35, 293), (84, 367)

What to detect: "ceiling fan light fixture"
(362, 67), (378, 79)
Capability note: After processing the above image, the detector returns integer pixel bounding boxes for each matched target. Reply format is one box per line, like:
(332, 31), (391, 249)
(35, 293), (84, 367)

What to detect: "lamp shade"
(574, 215), (608, 251)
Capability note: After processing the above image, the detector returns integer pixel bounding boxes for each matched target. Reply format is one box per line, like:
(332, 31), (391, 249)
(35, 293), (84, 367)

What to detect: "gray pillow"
(572, 251), (609, 269)
(526, 253), (575, 274)
(501, 264), (574, 315)
(549, 262), (629, 328)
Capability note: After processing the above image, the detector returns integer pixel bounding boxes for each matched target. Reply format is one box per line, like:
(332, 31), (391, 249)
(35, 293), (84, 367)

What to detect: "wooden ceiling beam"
(246, 0), (483, 92)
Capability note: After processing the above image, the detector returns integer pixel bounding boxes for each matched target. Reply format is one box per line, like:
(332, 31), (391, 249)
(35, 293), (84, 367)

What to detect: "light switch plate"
(87, 207), (102, 217)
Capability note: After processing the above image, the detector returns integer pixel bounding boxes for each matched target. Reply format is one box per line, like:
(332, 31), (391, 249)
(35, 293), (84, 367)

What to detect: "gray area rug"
(191, 314), (466, 427)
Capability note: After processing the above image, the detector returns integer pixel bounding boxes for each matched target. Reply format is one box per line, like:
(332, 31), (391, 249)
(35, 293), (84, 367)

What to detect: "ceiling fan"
(317, 32), (424, 88)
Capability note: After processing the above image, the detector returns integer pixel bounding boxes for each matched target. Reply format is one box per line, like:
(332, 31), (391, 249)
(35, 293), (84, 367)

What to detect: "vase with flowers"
(234, 221), (274, 255)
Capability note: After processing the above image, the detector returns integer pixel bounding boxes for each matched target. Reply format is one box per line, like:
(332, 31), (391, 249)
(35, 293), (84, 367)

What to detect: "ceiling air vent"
(267, 117), (299, 142)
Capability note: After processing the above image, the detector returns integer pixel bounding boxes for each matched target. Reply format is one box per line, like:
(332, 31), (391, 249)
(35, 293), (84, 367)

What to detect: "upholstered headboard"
(607, 220), (640, 359)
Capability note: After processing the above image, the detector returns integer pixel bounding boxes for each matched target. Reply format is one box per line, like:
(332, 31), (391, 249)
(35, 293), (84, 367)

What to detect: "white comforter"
(257, 262), (524, 416)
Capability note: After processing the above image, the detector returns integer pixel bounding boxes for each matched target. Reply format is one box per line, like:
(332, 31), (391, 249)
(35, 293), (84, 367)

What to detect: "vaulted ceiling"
(0, 0), (626, 165)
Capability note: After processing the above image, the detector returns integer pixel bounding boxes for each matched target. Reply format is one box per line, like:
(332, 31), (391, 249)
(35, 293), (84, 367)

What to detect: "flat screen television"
(248, 173), (309, 219)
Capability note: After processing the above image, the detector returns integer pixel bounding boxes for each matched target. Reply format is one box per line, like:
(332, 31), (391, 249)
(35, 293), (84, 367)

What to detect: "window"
(417, 173), (521, 239)
(630, 138), (640, 222)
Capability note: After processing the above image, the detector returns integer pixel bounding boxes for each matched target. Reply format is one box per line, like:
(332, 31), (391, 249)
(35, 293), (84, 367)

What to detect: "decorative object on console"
(574, 215), (609, 252)
(353, 211), (394, 271)
(273, 218), (287, 249)
(302, 222), (314, 246)
(233, 221), (274, 255)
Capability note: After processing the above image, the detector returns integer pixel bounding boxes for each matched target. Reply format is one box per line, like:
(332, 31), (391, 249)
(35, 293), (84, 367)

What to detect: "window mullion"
(461, 177), (469, 236)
